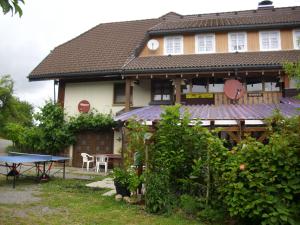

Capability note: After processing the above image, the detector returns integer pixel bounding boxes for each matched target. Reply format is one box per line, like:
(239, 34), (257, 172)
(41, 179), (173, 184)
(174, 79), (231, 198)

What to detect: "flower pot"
(114, 180), (130, 197)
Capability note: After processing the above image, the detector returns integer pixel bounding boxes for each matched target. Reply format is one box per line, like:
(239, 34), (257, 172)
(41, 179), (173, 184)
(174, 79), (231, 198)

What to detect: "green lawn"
(0, 177), (202, 225)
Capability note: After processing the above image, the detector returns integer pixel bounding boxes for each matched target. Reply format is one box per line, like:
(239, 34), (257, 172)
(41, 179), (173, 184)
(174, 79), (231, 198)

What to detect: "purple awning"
(115, 99), (300, 123)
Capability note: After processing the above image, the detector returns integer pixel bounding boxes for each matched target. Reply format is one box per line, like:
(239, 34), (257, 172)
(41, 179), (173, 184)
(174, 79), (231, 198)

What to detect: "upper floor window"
(195, 34), (215, 53)
(259, 31), (281, 51)
(293, 29), (300, 49)
(164, 36), (183, 55)
(228, 32), (247, 52)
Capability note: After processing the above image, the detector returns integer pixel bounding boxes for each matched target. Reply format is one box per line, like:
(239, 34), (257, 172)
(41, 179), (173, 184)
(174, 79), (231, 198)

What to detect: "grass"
(0, 177), (202, 225)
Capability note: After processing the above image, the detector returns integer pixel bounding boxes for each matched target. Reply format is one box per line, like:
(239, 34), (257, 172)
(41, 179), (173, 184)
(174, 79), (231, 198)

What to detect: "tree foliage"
(0, 0), (24, 16)
(283, 61), (300, 98)
(6, 101), (74, 154)
(0, 75), (33, 137)
(123, 105), (300, 224)
(68, 111), (116, 133)
(220, 114), (300, 225)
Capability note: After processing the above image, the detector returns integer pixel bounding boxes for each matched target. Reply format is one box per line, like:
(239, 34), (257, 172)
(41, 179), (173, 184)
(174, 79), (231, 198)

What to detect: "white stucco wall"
(289, 78), (298, 89)
(64, 81), (124, 117)
(113, 130), (122, 154)
(132, 79), (151, 107)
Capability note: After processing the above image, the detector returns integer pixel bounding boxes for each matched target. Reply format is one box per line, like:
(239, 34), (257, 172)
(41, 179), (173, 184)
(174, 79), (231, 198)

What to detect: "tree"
(0, 75), (33, 137)
(283, 61), (300, 97)
(0, 0), (24, 17)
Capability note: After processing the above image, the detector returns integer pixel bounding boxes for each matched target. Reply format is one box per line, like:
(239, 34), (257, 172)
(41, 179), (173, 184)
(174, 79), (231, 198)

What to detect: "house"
(28, 1), (300, 166)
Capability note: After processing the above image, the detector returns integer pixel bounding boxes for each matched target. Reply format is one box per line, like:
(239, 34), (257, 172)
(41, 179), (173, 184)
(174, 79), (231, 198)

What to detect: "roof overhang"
(148, 22), (300, 36)
(122, 64), (282, 75)
(28, 70), (122, 81)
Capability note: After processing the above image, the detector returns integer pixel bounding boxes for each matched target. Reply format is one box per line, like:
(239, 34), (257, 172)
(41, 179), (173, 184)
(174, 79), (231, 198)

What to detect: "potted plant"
(113, 168), (131, 197)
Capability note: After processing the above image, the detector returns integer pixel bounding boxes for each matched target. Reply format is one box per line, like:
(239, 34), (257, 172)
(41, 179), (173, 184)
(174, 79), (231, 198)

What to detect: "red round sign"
(224, 79), (245, 100)
(78, 100), (90, 113)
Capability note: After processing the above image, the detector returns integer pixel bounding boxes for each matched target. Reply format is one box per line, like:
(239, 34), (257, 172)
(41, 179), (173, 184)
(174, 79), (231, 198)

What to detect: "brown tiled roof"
(29, 19), (160, 80)
(29, 6), (300, 80)
(150, 7), (300, 34)
(124, 51), (300, 73)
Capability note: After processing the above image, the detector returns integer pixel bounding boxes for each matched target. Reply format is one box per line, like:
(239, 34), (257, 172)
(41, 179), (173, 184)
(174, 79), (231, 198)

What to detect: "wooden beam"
(125, 79), (131, 112)
(174, 79), (182, 104)
(57, 80), (65, 107)
(227, 131), (240, 143)
(257, 131), (268, 142)
(244, 127), (267, 132)
(218, 127), (239, 132)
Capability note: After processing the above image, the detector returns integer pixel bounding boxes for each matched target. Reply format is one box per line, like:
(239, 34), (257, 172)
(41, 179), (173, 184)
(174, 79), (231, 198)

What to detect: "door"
(72, 130), (113, 167)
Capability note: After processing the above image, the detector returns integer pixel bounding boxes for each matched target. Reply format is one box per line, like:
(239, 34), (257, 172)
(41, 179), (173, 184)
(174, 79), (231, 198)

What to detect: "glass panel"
(198, 36), (205, 52)
(162, 94), (171, 100)
(270, 32), (279, 49)
(246, 77), (263, 91)
(154, 94), (162, 101)
(166, 39), (173, 54)
(295, 31), (300, 48)
(265, 82), (280, 91)
(264, 77), (280, 91)
(191, 78), (207, 93)
(114, 83), (125, 103)
(174, 37), (182, 54)
(208, 78), (224, 93)
(182, 84), (190, 94)
(152, 80), (172, 102)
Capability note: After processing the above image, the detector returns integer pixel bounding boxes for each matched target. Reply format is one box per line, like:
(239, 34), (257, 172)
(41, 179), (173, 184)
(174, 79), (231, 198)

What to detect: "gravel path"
(0, 185), (41, 204)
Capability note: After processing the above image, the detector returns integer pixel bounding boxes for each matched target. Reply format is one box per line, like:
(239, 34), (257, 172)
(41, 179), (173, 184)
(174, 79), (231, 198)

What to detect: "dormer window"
(164, 36), (183, 55)
(195, 34), (215, 53)
(228, 32), (247, 52)
(259, 31), (281, 51)
(293, 29), (300, 49)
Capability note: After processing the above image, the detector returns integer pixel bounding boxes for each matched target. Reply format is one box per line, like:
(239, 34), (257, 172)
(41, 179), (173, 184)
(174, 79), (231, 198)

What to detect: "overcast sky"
(0, 0), (299, 109)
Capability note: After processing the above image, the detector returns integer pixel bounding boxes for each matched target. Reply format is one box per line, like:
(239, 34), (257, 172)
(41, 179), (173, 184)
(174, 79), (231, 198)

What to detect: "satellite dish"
(147, 39), (159, 51)
(224, 79), (245, 100)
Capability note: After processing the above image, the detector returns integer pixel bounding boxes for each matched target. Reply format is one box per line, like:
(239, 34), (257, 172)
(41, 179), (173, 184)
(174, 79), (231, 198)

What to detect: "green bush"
(68, 111), (116, 132)
(180, 194), (199, 215)
(145, 170), (174, 214)
(221, 133), (300, 224)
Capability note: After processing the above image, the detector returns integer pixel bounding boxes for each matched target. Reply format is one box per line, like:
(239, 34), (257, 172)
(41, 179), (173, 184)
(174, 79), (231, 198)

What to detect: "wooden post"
(57, 80), (66, 107)
(174, 79), (182, 104)
(125, 79), (131, 112)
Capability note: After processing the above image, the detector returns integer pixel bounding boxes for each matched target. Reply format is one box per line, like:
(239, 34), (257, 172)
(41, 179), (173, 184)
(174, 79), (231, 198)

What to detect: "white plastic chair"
(95, 155), (108, 174)
(81, 153), (94, 171)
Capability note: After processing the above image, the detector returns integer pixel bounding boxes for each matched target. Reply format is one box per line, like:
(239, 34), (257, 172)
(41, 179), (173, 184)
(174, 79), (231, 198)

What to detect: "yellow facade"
(139, 29), (297, 57)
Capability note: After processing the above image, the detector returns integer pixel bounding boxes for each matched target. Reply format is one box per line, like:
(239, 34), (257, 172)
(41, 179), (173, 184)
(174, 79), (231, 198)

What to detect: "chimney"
(258, 0), (274, 9)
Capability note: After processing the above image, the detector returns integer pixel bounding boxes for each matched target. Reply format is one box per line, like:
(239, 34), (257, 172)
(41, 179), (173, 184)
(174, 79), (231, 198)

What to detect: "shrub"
(180, 194), (199, 215)
(68, 111), (116, 132)
(145, 170), (174, 214)
(221, 134), (300, 225)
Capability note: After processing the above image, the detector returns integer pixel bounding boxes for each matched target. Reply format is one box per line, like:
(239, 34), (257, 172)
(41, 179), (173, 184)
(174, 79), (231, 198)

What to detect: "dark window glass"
(114, 83), (125, 104)
(246, 77), (263, 92)
(152, 80), (173, 102)
(208, 77), (224, 93)
(191, 78), (207, 93)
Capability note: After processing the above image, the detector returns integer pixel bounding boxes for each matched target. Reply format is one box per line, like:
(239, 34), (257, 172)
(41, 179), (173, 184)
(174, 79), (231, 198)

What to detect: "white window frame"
(259, 30), (281, 51)
(195, 33), (216, 54)
(164, 36), (183, 55)
(228, 32), (247, 52)
(293, 29), (300, 50)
